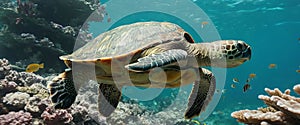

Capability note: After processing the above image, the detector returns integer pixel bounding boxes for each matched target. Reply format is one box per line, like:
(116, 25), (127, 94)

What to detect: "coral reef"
(0, 110), (32, 125)
(0, 58), (206, 124)
(4, 70), (47, 86)
(232, 84), (300, 125)
(0, 79), (17, 96)
(3, 92), (30, 110)
(0, 58), (92, 124)
(41, 107), (73, 124)
(0, 0), (108, 74)
(0, 58), (10, 78)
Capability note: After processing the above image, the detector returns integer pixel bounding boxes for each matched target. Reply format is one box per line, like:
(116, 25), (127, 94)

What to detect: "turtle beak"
(242, 46), (251, 61)
(237, 40), (251, 62)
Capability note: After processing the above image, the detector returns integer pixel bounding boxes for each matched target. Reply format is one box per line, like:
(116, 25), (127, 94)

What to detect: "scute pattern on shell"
(61, 22), (186, 60)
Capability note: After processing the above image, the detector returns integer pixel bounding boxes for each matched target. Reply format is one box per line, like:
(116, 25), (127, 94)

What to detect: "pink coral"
(0, 110), (32, 125)
(41, 107), (73, 124)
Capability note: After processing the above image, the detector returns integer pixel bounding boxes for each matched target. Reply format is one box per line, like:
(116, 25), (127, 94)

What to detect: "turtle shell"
(60, 22), (194, 62)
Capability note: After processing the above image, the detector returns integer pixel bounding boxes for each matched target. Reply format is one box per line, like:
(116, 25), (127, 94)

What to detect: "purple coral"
(41, 107), (73, 124)
(0, 110), (32, 125)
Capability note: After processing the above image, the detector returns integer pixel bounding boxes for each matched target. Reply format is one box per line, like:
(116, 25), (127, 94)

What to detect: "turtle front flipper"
(98, 83), (122, 117)
(47, 69), (77, 109)
(125, 49), (187, 71)
(184, 68), (216, 119)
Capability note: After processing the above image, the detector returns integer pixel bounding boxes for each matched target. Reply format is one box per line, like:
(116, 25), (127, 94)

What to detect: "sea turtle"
(48, 22), (251, 119)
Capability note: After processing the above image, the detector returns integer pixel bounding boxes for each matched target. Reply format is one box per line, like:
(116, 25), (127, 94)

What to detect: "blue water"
(92, 0), (300, 123)
(197, 0), (300, 123)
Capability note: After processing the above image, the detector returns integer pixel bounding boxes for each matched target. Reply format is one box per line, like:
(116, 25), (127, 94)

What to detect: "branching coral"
(232, 84), (300, 125)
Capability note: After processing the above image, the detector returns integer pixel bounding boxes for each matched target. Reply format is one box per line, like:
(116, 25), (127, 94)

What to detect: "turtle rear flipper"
(184, 68), (216, 119)
(98, 83), (122, 117)
(125, 49), (187, 71)
(48, 70), (77, 109)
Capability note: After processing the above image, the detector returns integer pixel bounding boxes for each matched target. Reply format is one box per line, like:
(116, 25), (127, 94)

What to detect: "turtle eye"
(236, 42), (245, 51)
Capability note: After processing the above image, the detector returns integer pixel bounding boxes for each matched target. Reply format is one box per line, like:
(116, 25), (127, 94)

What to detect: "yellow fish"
(249, 73), (256, 79)
(296, 70), (300, 73)
(268, 64), (277, 69)
(26, 63), (44, 73)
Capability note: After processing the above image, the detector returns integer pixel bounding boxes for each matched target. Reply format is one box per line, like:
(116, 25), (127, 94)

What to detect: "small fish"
(26, 63), (44, 73)
(296, 70), (300, 73)
(201, 21), (209, 28)
(216, 89), (226, 94)
(246, 78), (250, 83)
(231, 84), (236, 88)
(233, 78), (239, 83)
(268, 64), (277, 69)
(243, 83), (251, 92)
(249, 73), (256, 79)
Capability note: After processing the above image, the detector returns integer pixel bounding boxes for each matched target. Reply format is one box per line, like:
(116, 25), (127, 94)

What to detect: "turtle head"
(222, 40), (251, 67)
(192, 40), (251, 68)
